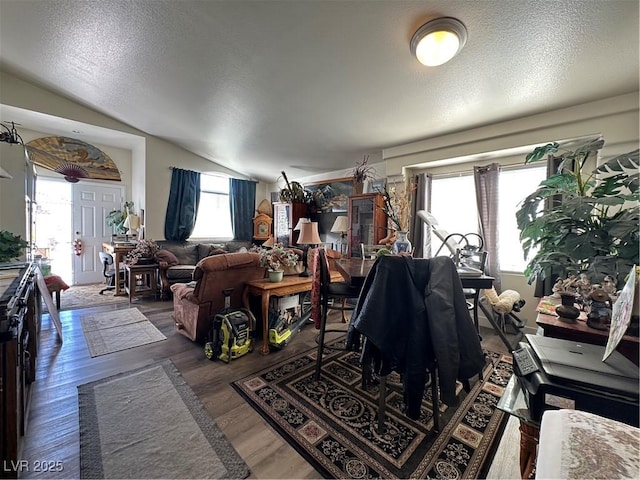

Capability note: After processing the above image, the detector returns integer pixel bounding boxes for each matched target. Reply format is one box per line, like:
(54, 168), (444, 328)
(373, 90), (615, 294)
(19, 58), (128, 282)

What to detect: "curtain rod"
(429, 161), (544, 180)
(168, 166), (258, 182)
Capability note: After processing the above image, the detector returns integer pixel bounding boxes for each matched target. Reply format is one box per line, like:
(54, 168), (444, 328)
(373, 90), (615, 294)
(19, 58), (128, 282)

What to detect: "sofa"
(156, 240), (252, 298)
(170, 251), (266, 342)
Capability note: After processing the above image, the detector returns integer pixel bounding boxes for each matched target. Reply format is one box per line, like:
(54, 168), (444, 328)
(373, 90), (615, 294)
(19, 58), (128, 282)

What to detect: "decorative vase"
(556, 293), (580, 322)
(392, 231), (412, 255)
(353, 181), (364, 195)
(268, 269), (284, 283)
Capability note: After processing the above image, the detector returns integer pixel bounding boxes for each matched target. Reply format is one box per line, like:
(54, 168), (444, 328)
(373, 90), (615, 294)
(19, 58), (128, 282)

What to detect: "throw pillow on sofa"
(196, 243), (227, 260)
(155, 249), (180, 266)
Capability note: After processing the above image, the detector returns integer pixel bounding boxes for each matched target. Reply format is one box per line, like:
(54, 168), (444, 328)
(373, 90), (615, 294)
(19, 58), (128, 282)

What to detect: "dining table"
(333, 256), (516, 350)
(333, 258), (376, 288)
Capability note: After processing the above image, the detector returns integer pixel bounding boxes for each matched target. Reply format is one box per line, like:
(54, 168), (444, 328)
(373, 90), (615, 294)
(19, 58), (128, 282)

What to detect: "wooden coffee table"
(243, 271), (343, 355)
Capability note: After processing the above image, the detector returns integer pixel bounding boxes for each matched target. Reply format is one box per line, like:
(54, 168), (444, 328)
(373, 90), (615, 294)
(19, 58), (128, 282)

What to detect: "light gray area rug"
(78, 360), (250, 479)
(57, 283), (129, 311)
(81, 308), (166, 357)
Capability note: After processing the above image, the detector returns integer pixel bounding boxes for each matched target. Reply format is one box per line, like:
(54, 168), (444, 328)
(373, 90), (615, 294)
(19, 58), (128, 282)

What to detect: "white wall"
(384, 92), (639, 173)
(0, 69), (257, 240)
(299, 93), (640, 331)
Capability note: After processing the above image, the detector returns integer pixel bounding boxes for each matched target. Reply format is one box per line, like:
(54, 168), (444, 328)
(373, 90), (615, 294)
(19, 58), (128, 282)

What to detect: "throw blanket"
(170, 281), (196, 301)
(44, 275), (70, 291)
(311, 249), (322, 328)
(310, 248), (339, 328)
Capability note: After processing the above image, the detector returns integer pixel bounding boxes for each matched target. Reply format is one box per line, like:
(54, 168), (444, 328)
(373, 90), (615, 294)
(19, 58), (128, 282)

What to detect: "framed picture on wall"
(366, 178), (386, 194)
(304, 177), (354, 212)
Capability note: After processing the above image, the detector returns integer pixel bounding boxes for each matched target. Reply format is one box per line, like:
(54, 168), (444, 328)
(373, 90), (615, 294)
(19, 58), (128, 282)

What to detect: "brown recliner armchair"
(170, 252), (265, 342)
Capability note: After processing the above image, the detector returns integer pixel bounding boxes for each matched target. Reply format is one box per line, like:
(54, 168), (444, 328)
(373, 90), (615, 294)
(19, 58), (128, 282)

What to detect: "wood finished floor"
(19, 297), (520, 479)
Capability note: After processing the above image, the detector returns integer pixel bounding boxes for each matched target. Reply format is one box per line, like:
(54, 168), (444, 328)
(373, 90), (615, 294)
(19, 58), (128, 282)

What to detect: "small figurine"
(587, 289), (612, 331)
(602, 275), (617, 297)
(552, 278), (565, 298)
(575, 273), (592, 310)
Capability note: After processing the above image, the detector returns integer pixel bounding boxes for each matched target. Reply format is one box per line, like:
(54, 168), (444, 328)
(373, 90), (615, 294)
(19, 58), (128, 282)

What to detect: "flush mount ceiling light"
(410, 17), (468, 67)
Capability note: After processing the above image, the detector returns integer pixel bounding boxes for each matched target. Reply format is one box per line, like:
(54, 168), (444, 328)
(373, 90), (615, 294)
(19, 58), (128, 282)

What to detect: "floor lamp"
(297, 221), (322, 277)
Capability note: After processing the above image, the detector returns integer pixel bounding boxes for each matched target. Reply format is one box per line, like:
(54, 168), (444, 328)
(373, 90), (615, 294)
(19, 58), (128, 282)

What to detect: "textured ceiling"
(0, 0), (638, 182)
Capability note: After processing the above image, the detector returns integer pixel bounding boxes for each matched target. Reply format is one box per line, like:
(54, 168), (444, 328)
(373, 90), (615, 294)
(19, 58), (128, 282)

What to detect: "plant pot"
(556, 293), (580, 322)
(136, 257), (155, 265)
(268, 270), (284, 283)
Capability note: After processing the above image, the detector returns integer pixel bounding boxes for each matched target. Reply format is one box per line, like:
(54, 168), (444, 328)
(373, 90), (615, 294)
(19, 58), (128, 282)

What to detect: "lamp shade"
(330, 216), (349, 234)
(262, 236), (275, 247)
(410, 17), (467, 67)
(297, 221), (321, 245)
(293, 217), (311, 230)
(124, 214), (140, 232)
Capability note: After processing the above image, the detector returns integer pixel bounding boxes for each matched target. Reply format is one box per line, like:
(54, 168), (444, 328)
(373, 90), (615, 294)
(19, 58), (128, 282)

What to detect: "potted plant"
(124, 239), (160, 266)
(106, 201), (134, 234)
(378, 181), (418, 253)
(351, 155), (376, 194)
(516, 138), (639, 288)
(0, 230), (28, 263)
(279, 171), (313, 204)
(252, 243), (300, 282)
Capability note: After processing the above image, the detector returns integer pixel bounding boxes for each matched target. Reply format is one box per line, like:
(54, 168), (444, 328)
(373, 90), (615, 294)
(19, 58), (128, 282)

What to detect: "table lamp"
(297, 221), (321, 277)
(123, 214), (141, 236)
(293, 217), (310, 245)
(330, 215), (349, 255)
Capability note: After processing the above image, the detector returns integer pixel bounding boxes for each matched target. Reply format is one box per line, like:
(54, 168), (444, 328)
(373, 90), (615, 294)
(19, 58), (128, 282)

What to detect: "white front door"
(72, 183), (124, 285)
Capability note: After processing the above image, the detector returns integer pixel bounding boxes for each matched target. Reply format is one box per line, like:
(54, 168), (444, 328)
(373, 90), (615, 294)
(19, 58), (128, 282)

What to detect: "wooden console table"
(102, 242), (135, 296)
(243, 271), (342, 355)
(536, 312), (639, 365)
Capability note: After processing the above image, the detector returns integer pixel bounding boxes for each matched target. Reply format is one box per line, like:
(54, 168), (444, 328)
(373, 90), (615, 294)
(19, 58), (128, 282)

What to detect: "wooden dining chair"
(314, 248), (361, 381)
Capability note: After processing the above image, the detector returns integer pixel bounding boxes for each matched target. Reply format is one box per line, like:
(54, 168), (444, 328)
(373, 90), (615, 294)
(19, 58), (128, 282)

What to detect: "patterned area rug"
(81, 308), (166, 357)
(79, 360), (250, 479)
(232, 339), (513, 479)
(52, 283), (129, 311)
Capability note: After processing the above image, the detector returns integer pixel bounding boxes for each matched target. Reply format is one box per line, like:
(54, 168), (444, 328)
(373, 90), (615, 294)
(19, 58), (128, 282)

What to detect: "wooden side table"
(124, 263), (159, 302)
(243, 271), (343, 355)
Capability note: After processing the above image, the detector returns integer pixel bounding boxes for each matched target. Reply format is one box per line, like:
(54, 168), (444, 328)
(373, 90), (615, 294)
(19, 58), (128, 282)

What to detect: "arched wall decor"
(25, 136), (121, 182)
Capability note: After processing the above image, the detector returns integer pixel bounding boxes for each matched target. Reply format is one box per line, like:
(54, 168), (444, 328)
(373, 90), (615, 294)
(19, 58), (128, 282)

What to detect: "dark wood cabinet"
(273, 202), (308, 246)
(347, 194), (387, 258)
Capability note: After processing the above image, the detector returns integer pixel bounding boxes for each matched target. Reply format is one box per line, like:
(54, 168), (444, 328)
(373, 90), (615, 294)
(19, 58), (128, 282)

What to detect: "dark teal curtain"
(229, 178), (256, 241)
(164, 168), (200, 241)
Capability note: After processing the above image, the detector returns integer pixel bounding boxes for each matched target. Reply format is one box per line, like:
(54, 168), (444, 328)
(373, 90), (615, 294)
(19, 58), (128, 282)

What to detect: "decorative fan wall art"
(25, 136), (121, 182)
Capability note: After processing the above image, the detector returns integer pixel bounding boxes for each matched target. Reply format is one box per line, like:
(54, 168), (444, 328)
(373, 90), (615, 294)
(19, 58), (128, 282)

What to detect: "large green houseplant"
(0, 230), (29, 263)
(516, 138), (639, 288)
(106, 201), (134, 234)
